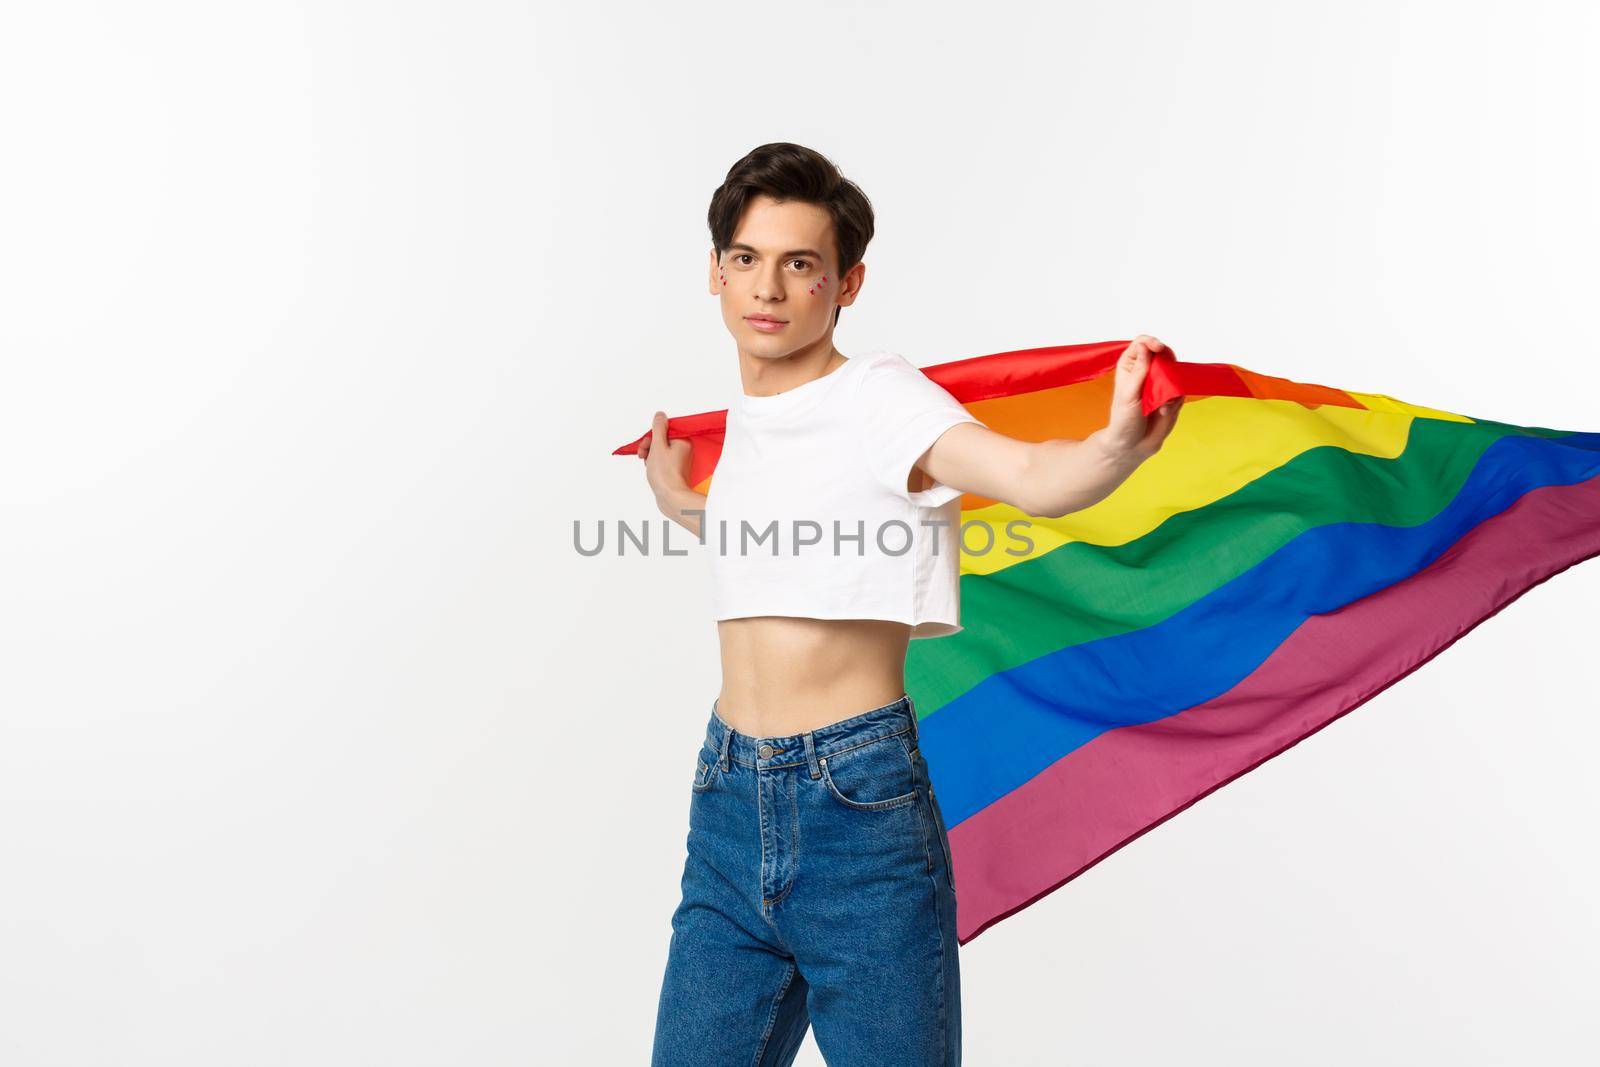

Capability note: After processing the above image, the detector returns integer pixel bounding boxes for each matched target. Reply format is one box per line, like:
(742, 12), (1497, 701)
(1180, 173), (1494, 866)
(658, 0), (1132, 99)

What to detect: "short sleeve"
(855, 352), (985, 507)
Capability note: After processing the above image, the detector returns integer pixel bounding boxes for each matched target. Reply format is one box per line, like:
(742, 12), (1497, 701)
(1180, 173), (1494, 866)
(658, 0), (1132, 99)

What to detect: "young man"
(639, 143), (1180, 1066)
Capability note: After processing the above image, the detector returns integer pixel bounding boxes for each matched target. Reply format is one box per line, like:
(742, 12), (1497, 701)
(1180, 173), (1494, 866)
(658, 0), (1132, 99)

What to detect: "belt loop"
(801, 731), (821, 780)
(720, 721), (734, 771)
(907, 694), (919, 742)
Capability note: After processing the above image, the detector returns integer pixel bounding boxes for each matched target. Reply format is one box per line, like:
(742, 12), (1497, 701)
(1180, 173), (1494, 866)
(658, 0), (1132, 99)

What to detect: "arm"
(916, 422), (1145, 519)
(656, 484), (707, 539)
(918, 336), (1183, 519)
(637, 410), (706, 539)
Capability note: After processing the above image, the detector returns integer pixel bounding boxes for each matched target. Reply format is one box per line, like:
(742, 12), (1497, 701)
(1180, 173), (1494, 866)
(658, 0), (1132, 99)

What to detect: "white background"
(2, 2), (1597, 1064)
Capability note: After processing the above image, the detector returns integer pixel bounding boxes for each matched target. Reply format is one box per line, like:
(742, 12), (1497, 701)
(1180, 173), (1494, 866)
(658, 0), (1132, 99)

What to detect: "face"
(708, 193), (862, 357)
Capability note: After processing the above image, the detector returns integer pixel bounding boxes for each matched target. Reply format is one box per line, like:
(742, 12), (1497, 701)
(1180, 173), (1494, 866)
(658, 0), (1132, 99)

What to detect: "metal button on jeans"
(757, 743), (774, 759)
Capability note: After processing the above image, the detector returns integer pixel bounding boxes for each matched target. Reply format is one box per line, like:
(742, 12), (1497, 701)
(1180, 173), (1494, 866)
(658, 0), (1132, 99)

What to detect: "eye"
(734, 254), (753, 266)
(790, 259), (811, 271)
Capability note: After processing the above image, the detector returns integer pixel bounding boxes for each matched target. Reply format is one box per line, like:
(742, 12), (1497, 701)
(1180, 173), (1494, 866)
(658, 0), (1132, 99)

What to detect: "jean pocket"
(818, 730), (918, 811)
(927, 780), (957, 894)
(691, 742), (720, 793)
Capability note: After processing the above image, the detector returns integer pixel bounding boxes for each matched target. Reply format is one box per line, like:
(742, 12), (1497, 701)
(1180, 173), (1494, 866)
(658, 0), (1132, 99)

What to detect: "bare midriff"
(714, 616), (913, 737)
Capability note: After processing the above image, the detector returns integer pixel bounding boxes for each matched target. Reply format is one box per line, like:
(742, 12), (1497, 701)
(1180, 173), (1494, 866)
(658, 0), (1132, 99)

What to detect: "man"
(639, 143), (1180, 1066)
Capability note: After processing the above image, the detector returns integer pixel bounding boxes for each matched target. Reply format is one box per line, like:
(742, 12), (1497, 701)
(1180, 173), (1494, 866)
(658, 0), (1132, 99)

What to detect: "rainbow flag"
(612, 341), (1600, 944)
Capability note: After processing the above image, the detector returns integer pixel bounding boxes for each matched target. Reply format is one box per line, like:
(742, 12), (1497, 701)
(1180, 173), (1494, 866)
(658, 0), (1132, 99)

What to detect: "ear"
(835, 259), (866, 309)
(708, 248), (722, 296)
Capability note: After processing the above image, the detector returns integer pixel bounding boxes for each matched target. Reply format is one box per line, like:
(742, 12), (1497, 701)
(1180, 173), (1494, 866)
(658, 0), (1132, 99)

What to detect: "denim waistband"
(707, 694), (921, 773)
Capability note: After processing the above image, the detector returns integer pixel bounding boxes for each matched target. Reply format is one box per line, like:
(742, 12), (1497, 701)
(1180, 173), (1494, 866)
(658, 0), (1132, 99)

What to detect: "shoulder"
(851, 349), (930, 387)
(857, 349), (914, 371)
(845, 350), (972, 429)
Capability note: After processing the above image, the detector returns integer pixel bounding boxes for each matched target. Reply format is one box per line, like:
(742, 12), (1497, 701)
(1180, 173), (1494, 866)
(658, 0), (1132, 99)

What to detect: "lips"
(746, 315), (786, 324)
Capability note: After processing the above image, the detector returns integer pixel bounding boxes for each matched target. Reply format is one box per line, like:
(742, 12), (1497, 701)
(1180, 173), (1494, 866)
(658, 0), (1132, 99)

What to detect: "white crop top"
(703, 350), (986, 639)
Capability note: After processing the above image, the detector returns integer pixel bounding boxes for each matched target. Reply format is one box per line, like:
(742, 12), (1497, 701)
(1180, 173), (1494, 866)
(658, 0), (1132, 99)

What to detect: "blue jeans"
(651, 694), (962, 1066)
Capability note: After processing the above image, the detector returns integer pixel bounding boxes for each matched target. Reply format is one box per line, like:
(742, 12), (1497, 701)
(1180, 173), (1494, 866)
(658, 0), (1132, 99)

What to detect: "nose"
(754, 260), (785, 303)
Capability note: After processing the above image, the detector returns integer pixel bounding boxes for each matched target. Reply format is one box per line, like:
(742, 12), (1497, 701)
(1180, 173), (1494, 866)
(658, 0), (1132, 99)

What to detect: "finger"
(1150, 399), (1182, 443)
(648, 411), (668, 458)
(1118, 339), (1143, 376)
(1108, 345), (1143, 424)
(1138, 395), (1173, 431)
(1138, 415), (1166, 453)
(1118, 340), (1150, 394)
(1157, 409), (1180, 445)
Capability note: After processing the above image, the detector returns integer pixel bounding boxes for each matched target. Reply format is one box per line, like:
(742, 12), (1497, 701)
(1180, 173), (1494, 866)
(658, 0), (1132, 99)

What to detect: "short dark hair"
(707, 143), (875, 327)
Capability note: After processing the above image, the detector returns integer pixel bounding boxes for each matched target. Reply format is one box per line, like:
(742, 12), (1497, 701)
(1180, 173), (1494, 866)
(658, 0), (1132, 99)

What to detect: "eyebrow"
(726, 242), (826, 260)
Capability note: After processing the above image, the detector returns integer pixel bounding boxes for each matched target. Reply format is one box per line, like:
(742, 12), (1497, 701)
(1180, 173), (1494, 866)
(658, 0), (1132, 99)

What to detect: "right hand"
(638, 410), (693, 503)
(1099, 335), (1181, 464)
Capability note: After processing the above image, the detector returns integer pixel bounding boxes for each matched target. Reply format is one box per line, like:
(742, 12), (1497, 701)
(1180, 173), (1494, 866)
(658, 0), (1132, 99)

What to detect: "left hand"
(1099, 334), (1182, 462)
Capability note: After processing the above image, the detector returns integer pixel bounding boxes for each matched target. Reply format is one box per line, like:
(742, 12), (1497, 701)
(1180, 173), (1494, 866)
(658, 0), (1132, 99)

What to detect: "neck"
(737, 336), (844, 397)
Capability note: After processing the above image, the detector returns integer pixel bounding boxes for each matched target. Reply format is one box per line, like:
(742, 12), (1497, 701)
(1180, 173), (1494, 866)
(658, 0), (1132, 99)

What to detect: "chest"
(707, 417), (889, 522)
